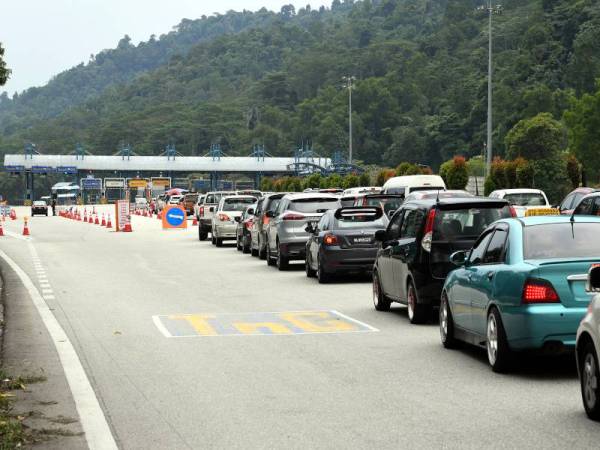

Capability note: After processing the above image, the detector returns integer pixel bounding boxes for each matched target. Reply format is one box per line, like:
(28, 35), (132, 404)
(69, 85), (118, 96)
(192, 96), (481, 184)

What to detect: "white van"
(382, 175), (446, 196)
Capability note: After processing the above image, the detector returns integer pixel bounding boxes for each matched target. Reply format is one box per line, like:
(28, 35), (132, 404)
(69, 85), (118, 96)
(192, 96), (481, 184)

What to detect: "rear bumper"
(214, 223), (237, 238)
(320, 247), (377, 273)
(501, 304), (587, 350)
(279, 241), (307, 260)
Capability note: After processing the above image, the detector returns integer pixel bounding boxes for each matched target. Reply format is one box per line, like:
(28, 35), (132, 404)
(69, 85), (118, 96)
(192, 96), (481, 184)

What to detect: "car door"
(391, 207), (424, 301)
(469, 226), (509, 336)
(310, 215), (328, 269)
(378, 211), (403, 298)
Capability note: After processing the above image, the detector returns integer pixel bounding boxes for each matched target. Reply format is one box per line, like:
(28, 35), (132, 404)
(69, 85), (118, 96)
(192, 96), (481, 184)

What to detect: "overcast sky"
(0, 0), (331, 95)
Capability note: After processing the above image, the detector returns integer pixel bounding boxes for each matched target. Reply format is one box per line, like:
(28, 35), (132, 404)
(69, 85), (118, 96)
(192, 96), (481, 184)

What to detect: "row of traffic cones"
(0, 216), (29, 236)
(60, 208), (113, 230)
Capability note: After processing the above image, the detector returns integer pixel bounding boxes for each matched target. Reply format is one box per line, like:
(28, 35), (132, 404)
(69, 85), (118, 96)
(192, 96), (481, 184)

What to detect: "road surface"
(0, 207), (599, 449)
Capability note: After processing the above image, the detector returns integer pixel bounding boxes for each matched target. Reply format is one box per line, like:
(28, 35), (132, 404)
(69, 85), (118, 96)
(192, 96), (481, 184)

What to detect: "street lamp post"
(342, 76), (356, 165)
(478, 2), (502, 177)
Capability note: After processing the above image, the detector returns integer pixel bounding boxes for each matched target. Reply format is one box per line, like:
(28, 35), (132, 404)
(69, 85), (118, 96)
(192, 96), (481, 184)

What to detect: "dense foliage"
(0, 43), (9, 86)
(1, 0), (600, 184)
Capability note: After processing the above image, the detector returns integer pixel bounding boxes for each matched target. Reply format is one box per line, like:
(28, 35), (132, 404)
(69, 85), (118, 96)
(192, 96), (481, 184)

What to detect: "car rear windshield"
(433, 205), (512, 240)
(33, 201), (46, 206)
(222, 198), (255, 211)
(504, 193), (545, 207)
(524, 223), (600, 259)
(335, 216), (386, 229)
(364, 197), (404, 215)
(266, 198), (282, 212)
(289, 198), (339, 214)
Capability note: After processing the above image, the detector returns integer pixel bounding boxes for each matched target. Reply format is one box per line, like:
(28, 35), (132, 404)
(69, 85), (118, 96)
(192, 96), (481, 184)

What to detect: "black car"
(31, 200), (49, 216)
(235, 204), (256, 253)
(354, 194), (405, 219)
(250, 193), (287, 259)
(372, 197), (513, 324)
(305, 207), (387, 283)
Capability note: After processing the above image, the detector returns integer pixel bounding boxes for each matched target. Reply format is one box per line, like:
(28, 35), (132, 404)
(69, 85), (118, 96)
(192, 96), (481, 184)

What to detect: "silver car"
(211, 195), (257, 247)
(265, 192), (341, 270)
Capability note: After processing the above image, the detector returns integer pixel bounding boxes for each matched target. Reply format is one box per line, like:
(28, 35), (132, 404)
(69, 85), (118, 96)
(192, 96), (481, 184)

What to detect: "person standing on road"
(51, 198), (56, 216)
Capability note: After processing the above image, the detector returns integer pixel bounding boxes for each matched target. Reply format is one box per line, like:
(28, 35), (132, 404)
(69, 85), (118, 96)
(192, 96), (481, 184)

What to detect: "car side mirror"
(587, 266), (600, 292)
(387, 209), (396, 218)
(266, 210), (275, 218)
(248, 208), (254, 216)
(375, 230), (387, 242)
(305, 223), (314, 233)
(450, 250), (468, 267)
(234, 216), (241, 223)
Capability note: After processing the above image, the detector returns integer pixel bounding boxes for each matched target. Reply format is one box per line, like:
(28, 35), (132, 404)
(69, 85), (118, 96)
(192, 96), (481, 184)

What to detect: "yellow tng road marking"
(280, 312), (356, 333)
(168, 314), (217, 336)
(233, 322), (293, 335)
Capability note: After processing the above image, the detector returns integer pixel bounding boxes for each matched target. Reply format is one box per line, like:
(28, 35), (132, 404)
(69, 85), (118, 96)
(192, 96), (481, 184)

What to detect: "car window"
(468, 231), (493, 265)
(387, 210), (404, 240)
(575, 197), (594, 215)
(524, 223), (600, 259)
(318, 214), (329, 231)
(399, 209), (423, 239)
(205, 195), (214, 203)
(289, 198), (340, 214)
(482, 229), (508, 264)
(560, 194), (574, 211)
(255, 199), (264, 215)
(504, 193), (546, 206)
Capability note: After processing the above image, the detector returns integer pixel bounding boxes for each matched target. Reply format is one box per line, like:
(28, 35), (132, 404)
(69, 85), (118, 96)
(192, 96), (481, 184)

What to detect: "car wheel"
(372, 271), (391, 311)
(251, 243), (259, 257)
(211, 234), (216, 245)
(305, 255), (316, 278)
(487, 307), (512, 373)
(440, 293), (458, 349)
(216, 238), (223, 247)
(236, 235), (242, 251)
(407, 281), (429, 324)
(276, 243), (289, 271)
(266, 242), (276, 266)
(199, 227), (208, 241)
(580, 341), (600, 421)
(258, 236), (267, 260)
(243, 237), (251, 254)
(316, 255), (330, 283)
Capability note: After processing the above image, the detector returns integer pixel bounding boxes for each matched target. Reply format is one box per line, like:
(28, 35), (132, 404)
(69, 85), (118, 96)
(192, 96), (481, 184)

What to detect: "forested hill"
(1, 0), (599, 170)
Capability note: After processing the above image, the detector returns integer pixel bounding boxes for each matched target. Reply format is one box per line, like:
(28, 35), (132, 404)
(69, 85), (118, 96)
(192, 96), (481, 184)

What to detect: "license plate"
(353, 237), (372, 244)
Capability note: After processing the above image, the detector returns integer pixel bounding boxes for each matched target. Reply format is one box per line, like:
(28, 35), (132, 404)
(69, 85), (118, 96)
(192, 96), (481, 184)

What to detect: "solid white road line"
(0, 246), (118, 450)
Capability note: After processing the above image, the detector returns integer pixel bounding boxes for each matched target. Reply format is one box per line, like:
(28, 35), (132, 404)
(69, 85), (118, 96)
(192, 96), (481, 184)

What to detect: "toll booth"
(80, 177), (102, 204)
(193, 179), (210, 193)
(104, 178), (126, 202)
(150, 177), (171, 198)
(127, 178), (150, 200)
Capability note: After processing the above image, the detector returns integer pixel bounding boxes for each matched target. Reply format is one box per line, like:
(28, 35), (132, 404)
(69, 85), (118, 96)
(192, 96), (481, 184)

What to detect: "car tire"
(407, 281), (429, 324)
(266, 242), (276, 266)
(251, 243), (259, 257)
(216, 238), (223, 247)
(487, 307), (512, 373)
(236, 236), (242, 251)
(276, 243), (289, 271)
(258, 236), (267, 260)
(372, 271), (391, 311)
(580, 341), (600, 421)
(211, 234), (216, 245)
(305, 256), (316, 278)
(199, 228), (208, 241)
(242, 237), (251, 254)
(316, 256), (330, 283)
(440, 293), (458, 349)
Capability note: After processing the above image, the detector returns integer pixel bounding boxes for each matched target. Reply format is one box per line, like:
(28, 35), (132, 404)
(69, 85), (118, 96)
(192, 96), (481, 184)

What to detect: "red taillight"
(424, 208), (436, 234)
(245, 220), (253, 230)
(218, 213), (231, 221)
(323, 234), (339, 246)
(199, 206), (204, 217)
(282, 212), (306, 221)
(422, 209), (436, 253)
(263, 216), (270, 225)
(522, 280), (560, 304)
(509, 206), (517, 217)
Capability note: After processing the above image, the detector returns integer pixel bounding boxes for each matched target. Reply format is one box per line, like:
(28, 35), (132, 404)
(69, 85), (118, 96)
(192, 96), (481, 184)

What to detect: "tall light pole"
(478, 2), (502, 177)
(342, 76), (356, 164)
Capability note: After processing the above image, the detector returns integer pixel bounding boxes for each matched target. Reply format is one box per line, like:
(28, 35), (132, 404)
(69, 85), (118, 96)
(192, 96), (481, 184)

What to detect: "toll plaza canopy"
(3, 154), (331, 173)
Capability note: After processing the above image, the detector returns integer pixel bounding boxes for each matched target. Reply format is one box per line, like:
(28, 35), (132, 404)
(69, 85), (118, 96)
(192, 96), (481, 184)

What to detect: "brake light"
(509, 206), (517, 217)
(323, 234), (339, 246)
(421, 208), (436, 253)
(522, 280), (560, 303)
(245, 220), (253, 230)
(263, 216), (270, 225)
(282, 213), (306, 221)
(218, 213), (231, 221)
(199, 206), (204, 217)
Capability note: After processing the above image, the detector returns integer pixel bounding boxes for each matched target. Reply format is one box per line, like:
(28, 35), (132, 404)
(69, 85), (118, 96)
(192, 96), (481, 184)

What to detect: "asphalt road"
(1, 207), (600, 449)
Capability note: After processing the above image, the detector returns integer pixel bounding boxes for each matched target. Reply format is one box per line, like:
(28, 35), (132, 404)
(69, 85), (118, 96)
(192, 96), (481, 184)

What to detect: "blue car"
(440, 216), (600, 372)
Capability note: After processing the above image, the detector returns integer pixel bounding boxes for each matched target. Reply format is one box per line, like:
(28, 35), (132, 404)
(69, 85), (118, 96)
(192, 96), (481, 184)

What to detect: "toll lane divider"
(152, 310), (379, 338)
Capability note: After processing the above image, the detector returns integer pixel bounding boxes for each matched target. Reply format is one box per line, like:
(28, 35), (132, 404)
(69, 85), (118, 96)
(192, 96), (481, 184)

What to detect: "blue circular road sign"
(165, 207), (186, 227)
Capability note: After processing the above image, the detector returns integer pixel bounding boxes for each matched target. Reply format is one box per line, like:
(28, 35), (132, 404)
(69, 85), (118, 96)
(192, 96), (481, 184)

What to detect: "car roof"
(512, 215), (600, 226)
(222, 195), (256, 200)
(403, 197), (509, 208)
(282, 192), (340, 200)
(493, 188), (545, 194)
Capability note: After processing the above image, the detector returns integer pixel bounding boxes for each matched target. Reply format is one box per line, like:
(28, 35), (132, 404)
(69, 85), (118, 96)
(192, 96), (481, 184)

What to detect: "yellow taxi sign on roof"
(525, 208), (560, 217)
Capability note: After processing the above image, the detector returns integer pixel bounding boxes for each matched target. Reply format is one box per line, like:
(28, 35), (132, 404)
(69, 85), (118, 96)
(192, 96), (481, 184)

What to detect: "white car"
(168, 195), (184, 205)
(381, 175), (446, 196)
(576, 266), (600, 421)
(211, 195), (257, 246)
(488, 188), (550, 217)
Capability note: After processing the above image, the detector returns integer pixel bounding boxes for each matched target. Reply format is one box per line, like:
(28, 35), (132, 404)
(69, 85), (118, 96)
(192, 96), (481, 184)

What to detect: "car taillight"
(509, 206), (517, 217)
(263, 216), (270, 225)
(421, 208), (436, 253)
(199, 206), (204, 217)
(218, 213), (231, 221)
(245, 220), (253, 230)
(323, 234), (339, 246)
(522, 279), (560, 304)
(282, 213), (305, 221)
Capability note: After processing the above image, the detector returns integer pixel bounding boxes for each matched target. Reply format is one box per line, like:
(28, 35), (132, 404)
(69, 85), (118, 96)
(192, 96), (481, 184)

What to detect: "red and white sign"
(115, 200), (131, 232)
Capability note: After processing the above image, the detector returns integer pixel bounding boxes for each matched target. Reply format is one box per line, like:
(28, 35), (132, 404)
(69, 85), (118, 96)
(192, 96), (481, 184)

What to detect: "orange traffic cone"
(83, 212), (88, 222)
(0, 221), (4, 237)
(23, 218), (30, 236)
(10, 209), (16, 220)
(192, 216), (198, 226)
(157, 211), (162, 220)
(106, 214), (112, 229)
(123, 222), (132, 232)
(101, 213), (106, 226)
(94, 214), (100, 225)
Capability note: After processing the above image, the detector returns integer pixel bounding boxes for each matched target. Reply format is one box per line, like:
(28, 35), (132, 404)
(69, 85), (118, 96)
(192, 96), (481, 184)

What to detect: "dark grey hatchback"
(305, 207), (388, 283)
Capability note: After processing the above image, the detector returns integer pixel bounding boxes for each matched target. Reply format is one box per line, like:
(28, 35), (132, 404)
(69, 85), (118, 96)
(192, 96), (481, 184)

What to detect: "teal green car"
(440, 216), (600, 372)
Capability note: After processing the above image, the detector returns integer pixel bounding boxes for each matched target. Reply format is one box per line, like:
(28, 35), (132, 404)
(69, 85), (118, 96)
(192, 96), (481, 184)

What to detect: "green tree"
(566, 155), (581, 189)
(440, 156), (468, 190)
(358, 172), (371, 187)
(0, 43), (10, 86)
(343, 173), (360, 189)
(505, 113), (565, 161)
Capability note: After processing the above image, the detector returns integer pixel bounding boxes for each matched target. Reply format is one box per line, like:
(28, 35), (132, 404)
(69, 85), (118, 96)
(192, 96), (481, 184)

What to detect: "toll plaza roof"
(3, 154), (331, 173)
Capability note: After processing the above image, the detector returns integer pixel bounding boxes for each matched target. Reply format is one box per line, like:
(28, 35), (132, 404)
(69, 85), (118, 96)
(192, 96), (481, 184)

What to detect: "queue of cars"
(193, 175), (600, 420)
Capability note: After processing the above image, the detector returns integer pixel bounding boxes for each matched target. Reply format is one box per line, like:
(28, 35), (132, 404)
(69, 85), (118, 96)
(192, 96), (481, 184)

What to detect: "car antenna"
(436, 188), (440, 204)
(570, 210), (576, 239)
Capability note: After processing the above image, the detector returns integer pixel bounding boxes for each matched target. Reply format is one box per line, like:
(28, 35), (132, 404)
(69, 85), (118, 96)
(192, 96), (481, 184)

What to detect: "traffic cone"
(192, 216), (198, 226)
(123, 222), (132, 232)
(157, 211), (162, 220)
(0, 222), (4, 237)
(10, 209), (16, 220)
(22, 218), (30, 236)
(77, 210), (82, 221)
(106, 214), (112, 229)
(83, 211), (88, 222)
(94, 214), (100, 225)
(101, 213), (106, 226)
(90, 214), (95, 225)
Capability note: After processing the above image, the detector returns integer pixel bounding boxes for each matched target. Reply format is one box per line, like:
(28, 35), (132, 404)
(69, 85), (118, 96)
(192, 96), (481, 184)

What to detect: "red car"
(558, 187), (599, 215)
